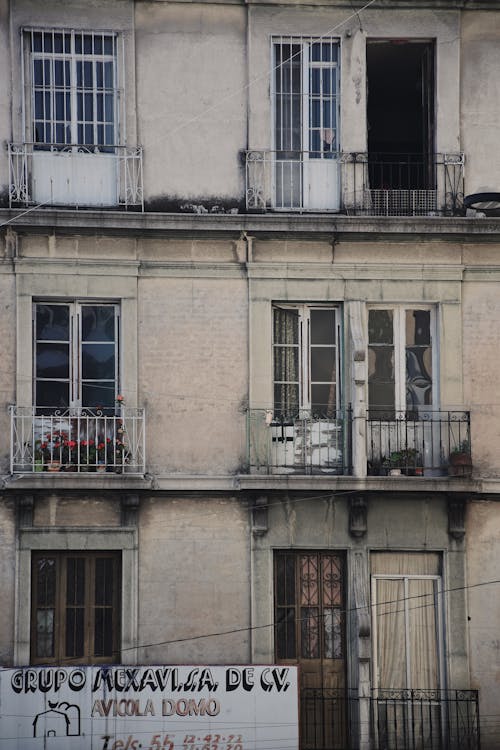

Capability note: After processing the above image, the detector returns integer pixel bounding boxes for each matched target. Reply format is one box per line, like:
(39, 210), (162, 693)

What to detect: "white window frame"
(273, 303), (342, 417)
(271, 36), (340, 158)
(22, 28), (123, 150)
(33, 300), (120, 410)
(368, 304), (438, 414)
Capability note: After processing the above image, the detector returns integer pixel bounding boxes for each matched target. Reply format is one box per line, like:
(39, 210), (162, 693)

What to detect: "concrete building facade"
(0, 1), (499, 748)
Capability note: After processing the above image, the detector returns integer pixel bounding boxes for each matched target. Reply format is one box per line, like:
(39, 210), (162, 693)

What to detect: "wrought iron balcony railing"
(300, 688), (479, 750)
(372, 689), (480, 750)
(367, 410), (471, 478)
(247, 408), (353, 475)
(9, 142), (144, 209)
(10, 406), (145, 475)
(245, 151), (464, 216)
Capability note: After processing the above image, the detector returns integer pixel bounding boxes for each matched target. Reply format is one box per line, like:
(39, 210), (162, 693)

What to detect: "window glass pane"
(300, 555), (319, 606)
(324, 608), (343, 659)
(36, 342), (70, 379)
(310, 309), (335, 345)
(81, 383), (115, 410)
(36, 380), (69, 409)
(82, 344), (115, 380)
(301, 607), (319, 658)
(95, 558), (114, 606)
(369, 309), (393, 344)
(66, 558), (85, 605)
(406, 310), (432, 408)
(311, 348), (336, 383)
(94, 35), (103, 55)
(36, 557), (56, 604)
(83, 35), (92, 54)
(32, 33), (42, 52)
(36, 304), (70, 340)
(94, 608), (113, 657)
(104, 61), (114, 88)
(311, 383), (336, 417)
(36, 610), (55, 658)
(274, 308), (299, 345)
(65, 607), (84, 658)
(33, 59), (43, 85)
(276, 607), (296, 660)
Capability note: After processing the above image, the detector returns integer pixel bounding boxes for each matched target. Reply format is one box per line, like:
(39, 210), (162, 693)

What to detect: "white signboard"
(0, 665), (298, 750)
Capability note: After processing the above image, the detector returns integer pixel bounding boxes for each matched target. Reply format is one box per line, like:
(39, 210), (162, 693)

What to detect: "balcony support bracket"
(17, 494), (34, 527)
(252, 495), (268, 537)
(121, 494), (139, 527)
(349, 495), (367, 538)
(447, 494), (467, 540)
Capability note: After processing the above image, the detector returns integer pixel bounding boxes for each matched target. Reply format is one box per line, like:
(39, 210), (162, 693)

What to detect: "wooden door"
(275, 551), (346, 749)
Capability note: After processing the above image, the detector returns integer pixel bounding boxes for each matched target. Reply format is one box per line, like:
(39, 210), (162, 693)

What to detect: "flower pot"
(448, 452), (472, 477)
(46, 461), (61, 472)
(96, 462), (107, 474)
(389, 468), (402, 476)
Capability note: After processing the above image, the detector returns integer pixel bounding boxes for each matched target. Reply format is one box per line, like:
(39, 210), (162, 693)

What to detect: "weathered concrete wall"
(0, 497), (16, 665)
(135, 3), (247, 207)
(137, 496), (250, 664)
(138, 272), (248, 475)
(247, 6), (460, 154)
(466, 500), (500, 750)
(462, 277), (500, 478)
(0, 0), (10, 204)
(461, 11), (500, 195)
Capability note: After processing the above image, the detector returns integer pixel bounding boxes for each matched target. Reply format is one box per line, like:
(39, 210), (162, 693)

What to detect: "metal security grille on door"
(275, 551), (346, 749)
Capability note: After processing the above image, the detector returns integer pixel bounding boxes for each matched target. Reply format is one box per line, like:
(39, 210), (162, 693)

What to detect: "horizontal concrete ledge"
(2, 209), (500, 241)
(2, 472), (485, 495)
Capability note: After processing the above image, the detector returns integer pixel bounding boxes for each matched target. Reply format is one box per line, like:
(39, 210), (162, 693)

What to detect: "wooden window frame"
(31, 550), (121, 665)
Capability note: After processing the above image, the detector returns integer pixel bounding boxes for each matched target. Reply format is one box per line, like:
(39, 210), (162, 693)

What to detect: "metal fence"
(367, 410), (471, 477)
(247, 408), (353, 475)
(10, 406), (145, 475)
(372, 689), (480, 750)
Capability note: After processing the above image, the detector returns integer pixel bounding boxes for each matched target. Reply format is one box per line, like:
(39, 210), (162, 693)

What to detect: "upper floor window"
(26, 29), (118, 150)
(34, 301), (119, 412)
(272, 38), (340, 210)
(273, 304), (341, 419)
(368, 306), (435, 418)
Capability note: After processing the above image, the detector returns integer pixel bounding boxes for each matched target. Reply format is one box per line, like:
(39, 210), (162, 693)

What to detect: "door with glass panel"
(275, 551), (346, 749)
(371, 553), (444, 749)
(273, 305), (344, 473)
(273, 38), (340, 210)
(34, 301), (119, 413)
(367, 307), (439, 473)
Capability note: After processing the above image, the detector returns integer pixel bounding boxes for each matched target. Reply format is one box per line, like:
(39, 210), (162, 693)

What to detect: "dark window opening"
(367, 40), (435, 190)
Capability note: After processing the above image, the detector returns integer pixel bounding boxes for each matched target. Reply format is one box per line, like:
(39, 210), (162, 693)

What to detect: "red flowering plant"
(35, 430), (79, 468)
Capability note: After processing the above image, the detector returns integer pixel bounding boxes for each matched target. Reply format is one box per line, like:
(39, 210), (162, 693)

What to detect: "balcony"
(301, 688), (479, 750)
(247, 409), (470, 478)
(367, 410), (471, 478)
(372, 689), (480, 750)
(10, 406), (145, 475)
(245, 151), (464, 216)
(8, 143), (143, 209)
(247, 408), (353, 475)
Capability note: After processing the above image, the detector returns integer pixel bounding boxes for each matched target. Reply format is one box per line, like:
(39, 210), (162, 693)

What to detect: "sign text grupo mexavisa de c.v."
(0, 665), (299, 750)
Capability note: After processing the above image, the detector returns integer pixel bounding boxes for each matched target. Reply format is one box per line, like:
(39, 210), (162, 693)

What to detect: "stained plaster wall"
(462, 276), (500, 478)
(9, 0), (137, 146)
(136, 496), (251, 664)
(0, 498), (16, 665)
(461, 11), (500, 195)
(466, 500), (500, 750)
(251, 494), (469, 690)
(247, 7), (460, 155)
(135, 2), (246, 205)
(0, 262), (16, 474)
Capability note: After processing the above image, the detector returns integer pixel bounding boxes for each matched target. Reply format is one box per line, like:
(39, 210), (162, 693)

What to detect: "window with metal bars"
(273, 37), (340, 159)
(24, 29), (118, 150)
(31, 551), (121, 665)
(274, 551), (344, 661)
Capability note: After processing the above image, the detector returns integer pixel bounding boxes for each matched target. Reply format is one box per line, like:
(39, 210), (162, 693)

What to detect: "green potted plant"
(383, 448), (423, 476)
(448, 440), (472, 477)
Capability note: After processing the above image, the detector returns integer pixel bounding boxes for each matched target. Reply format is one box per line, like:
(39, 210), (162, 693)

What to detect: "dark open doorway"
(366, 40), (435, 191)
